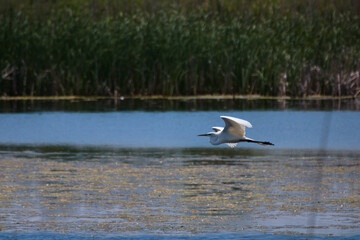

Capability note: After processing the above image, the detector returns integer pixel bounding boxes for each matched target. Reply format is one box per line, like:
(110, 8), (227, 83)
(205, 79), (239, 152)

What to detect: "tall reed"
(0, 0), (359, 97)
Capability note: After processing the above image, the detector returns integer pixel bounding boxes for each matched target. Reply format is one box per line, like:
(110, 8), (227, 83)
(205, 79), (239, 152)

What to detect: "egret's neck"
(210, 132), (221, 145)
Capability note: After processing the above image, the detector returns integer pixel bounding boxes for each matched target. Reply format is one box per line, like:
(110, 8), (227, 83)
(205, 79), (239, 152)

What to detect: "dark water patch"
(1, 98), (360, 113)
(0, 144), (359, 163)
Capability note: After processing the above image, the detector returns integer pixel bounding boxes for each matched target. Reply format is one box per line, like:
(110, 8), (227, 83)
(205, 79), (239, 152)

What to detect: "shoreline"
(0, 94), (358, 101)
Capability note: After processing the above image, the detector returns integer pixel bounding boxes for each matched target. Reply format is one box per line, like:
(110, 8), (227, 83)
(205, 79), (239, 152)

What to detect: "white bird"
(198, 116), (274, 147)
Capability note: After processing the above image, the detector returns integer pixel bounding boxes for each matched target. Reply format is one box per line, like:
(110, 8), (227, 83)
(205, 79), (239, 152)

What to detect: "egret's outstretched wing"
(220, 116), (252, 138)
(212, 127), (223, 132)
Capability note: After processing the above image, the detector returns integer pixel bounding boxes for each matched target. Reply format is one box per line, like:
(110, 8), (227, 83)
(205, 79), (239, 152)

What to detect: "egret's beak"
(198, 133), (210, 136)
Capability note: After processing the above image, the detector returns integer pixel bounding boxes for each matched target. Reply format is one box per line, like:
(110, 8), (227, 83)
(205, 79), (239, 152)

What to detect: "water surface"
(0, 146), (359, 238)
(0, 98), (359, 239)
(1, 98), (360, 112)
(0, 110), (359, 150)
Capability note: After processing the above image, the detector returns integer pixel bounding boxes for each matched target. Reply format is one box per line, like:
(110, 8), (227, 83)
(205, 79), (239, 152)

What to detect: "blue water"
(0, 111), (359, 150)
(1, 101), (360, 239)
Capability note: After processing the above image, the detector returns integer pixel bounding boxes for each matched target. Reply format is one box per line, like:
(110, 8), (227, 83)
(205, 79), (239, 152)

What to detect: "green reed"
(0, 0), (359, 97)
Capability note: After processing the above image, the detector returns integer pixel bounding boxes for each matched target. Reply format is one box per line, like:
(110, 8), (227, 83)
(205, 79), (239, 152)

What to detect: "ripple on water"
(0, 146), (359, 238)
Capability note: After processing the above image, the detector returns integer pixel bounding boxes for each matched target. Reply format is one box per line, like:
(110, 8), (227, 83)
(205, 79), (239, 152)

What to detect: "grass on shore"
(0, 0), (359, 97)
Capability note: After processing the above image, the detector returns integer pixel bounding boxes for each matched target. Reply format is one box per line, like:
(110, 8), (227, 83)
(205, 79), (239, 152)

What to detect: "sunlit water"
(0, 99), (359, 239)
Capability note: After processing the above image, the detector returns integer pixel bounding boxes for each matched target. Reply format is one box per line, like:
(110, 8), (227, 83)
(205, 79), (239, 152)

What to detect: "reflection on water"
(1, 98), (360, 112)
(0, 146), (359, 237)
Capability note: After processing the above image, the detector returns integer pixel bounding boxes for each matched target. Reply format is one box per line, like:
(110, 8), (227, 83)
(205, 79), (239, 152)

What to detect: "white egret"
(198, 116), (274, 147)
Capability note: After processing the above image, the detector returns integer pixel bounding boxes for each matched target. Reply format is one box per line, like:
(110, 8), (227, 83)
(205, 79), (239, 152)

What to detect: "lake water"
(0, 98), (359, 239)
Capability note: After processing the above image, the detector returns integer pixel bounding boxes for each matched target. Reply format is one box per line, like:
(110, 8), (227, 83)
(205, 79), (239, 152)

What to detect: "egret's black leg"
(241, 139), (274, 146)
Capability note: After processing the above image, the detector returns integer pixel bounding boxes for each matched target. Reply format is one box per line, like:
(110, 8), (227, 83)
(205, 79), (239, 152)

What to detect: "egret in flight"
(198, 116), (274, 147)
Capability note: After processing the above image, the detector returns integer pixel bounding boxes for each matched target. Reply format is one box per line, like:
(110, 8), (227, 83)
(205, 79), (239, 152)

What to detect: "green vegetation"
(0, 0), (359, 97)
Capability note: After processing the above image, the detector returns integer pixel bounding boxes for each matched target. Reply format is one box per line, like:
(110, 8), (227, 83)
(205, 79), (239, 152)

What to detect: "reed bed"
(1, 0), (360, 97)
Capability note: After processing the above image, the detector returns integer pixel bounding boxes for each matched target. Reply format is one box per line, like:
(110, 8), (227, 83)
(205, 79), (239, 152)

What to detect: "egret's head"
(198, 132), (220, 145)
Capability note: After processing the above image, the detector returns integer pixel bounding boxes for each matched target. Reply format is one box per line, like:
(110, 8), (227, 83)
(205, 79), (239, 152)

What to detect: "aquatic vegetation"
(0, 146), (359, 235)
(0, 0), (359, 97)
